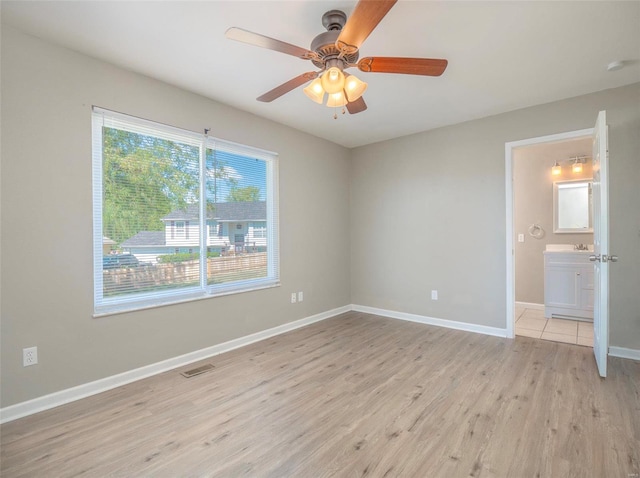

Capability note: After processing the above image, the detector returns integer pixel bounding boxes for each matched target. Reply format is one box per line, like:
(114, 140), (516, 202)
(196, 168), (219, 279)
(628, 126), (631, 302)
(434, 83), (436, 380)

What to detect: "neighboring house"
(118, 231), (167, 263)
(121, 201), (267, 263)
(102, 236), (117, 255)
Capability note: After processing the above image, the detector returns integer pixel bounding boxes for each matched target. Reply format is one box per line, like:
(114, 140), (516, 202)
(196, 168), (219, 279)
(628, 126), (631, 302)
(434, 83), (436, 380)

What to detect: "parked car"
(103, 254), (139, 269)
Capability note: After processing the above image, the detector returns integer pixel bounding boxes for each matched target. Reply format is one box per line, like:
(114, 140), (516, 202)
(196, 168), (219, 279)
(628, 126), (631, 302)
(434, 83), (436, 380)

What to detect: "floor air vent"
(180, 363), (215, 378)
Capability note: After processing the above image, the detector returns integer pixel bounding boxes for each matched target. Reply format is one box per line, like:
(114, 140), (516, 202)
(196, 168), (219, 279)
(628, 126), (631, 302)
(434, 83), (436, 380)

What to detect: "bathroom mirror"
(553, 180), (593, 233)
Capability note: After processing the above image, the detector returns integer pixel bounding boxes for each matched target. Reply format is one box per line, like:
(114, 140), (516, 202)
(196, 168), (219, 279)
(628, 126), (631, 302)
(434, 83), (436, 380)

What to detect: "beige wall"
(514, 138), (593, 304)
(0, 27), (351, 407)
(350, 82), (640, 347)
(2, 26), (639, 409)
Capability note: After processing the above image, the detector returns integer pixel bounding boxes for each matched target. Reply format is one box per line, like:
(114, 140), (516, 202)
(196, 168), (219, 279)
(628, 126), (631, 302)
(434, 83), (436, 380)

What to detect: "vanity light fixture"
(572, 158), (583, 174)
(552, 156), (589, 176)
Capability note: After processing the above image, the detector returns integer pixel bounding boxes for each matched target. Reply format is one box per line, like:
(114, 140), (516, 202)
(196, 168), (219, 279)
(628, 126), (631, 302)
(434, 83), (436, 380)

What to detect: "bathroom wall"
(514, 138), (593, 304)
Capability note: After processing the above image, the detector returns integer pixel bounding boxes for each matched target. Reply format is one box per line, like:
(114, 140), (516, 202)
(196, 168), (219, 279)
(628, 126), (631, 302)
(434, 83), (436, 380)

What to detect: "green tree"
(102, 128), (240, 245)
(103, 128), (199, 244)
(226, 186), (261, 202)
(206, 149), (238, 202)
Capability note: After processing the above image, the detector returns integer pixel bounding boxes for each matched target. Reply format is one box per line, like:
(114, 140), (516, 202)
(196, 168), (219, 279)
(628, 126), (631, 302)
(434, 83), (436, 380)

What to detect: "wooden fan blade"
(256, 72), (318, 102)
(226, 27), (317, 60)
(346, 96), (367, 114)
(357, 57), (448, 76)
(336, 0), (397, 54)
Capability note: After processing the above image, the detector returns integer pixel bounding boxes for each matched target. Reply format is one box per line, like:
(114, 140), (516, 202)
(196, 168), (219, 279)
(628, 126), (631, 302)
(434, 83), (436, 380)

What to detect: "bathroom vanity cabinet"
(543, 250), (594, 320)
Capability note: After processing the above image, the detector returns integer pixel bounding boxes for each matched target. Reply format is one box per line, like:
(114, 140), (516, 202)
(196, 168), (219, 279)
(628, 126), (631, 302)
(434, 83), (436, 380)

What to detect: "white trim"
(94, 281), (281, 318)
(0, 305), (351, 424)
(609, 346), (640, 362)
(515, 301), (544, 311)
(351, 304), (507, 338)
(92, 107), (280, 316)
(505, 142), (515, 339)
(505, 128), (593, 340)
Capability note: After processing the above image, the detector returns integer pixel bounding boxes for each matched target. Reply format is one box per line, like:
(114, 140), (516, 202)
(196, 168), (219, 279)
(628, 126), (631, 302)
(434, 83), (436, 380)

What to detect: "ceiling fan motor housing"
(322, 10), (347, 30)
(311, 10), (359, 70)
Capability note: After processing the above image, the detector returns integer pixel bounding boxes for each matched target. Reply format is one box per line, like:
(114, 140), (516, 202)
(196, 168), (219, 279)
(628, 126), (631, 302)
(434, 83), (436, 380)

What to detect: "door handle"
(589, 254), (600, 262)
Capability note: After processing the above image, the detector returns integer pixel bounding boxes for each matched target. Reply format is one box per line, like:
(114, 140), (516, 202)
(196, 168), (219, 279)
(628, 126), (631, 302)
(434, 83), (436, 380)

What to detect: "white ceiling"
(2, 1), (639, 148)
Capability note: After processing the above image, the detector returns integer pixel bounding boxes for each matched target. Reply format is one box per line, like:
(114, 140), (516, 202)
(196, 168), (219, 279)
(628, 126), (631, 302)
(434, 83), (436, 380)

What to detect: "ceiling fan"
(225, 0), (448, 116)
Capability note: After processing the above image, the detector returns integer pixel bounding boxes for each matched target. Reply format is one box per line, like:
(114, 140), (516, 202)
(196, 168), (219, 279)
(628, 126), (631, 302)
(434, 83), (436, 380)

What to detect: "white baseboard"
(0, 304), (524, 423)
(351, 304), (508, 338)
(0, 305), (351, 424)
(515, 301), (544, 311)
(609, 346), (640, 362)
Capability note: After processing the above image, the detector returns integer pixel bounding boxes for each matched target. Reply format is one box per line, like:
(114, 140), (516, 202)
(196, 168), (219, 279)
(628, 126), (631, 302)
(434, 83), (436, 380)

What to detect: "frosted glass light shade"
(572, 160), (583, 174)
(303, 78), (324, 104)
(326, 91), (347, 108)
(552, 162), (562, 176)
(321, 67), (345, 94)
(344, 74), (368, 102)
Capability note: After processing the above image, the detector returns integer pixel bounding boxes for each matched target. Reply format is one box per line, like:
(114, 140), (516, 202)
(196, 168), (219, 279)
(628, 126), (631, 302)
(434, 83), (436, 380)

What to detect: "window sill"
(93, 281), (280, 318)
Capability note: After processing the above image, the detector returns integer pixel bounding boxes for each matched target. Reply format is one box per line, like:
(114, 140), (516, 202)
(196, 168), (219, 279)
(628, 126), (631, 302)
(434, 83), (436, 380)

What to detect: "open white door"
(591, 110), (611, 378)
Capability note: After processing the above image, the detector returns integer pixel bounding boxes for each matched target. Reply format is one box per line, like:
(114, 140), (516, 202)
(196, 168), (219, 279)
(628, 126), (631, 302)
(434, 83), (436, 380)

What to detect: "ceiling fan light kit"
(303, 78), (325, 104)
(344, 74), (368, 102)
(327, 91), (348, 108)
(226, 0), (448, 117)
(321, 66), (346, 94)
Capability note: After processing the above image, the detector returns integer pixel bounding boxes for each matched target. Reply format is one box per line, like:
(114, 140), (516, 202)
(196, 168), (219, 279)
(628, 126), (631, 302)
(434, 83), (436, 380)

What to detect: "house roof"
(121, 231), (165, 247)
(162, 202), (266, 222)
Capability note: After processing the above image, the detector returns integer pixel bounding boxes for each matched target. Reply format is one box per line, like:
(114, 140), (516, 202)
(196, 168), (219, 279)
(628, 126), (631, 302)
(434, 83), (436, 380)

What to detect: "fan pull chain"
(333, 107), (347, 120)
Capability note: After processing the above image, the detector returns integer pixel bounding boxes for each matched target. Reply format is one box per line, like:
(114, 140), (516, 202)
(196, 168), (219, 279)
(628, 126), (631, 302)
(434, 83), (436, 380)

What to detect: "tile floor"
(515, 307), (594, 347)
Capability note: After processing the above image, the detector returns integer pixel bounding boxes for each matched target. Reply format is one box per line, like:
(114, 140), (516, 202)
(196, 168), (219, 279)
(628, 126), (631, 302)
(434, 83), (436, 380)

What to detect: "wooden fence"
(103, 253), (267, 293)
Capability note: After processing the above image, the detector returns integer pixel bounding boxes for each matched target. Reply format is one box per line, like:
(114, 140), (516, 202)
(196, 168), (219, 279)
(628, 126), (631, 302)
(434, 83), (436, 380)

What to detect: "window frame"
(251, 221), (267, 239)
(207, 220), (217, 238)
(92, 107), (280, 316)
(175, 221), (186, 238)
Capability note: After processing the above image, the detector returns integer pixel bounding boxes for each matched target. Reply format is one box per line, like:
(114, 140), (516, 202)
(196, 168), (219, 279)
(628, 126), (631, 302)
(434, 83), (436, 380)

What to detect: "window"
(92, 107), (279, 315)
(207, 221), (217, 237)
(175, 221), (185, 238)
(251, 221), (267, 238)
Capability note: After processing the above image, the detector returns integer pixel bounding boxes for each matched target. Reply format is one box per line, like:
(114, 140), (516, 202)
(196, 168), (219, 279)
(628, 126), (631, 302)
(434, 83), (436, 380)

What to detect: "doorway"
(505, 128), (593, 341)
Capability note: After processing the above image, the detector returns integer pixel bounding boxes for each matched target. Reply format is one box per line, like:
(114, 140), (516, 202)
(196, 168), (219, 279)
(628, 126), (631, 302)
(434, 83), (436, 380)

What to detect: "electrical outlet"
(291, 293), (297, 304)
(23, 346), (38, 367)
(298, 291), (304, 302)
(518, 233), (525, 243)
(431, 290), (438, 300)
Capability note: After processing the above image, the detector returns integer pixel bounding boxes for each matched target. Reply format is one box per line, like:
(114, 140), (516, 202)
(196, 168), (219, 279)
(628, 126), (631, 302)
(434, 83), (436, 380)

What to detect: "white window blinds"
(92, 107), (279, 315)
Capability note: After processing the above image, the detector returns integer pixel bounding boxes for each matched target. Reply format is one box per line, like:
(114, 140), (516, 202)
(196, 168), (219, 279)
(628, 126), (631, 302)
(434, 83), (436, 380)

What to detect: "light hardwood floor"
(2, 312), (639, 477)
